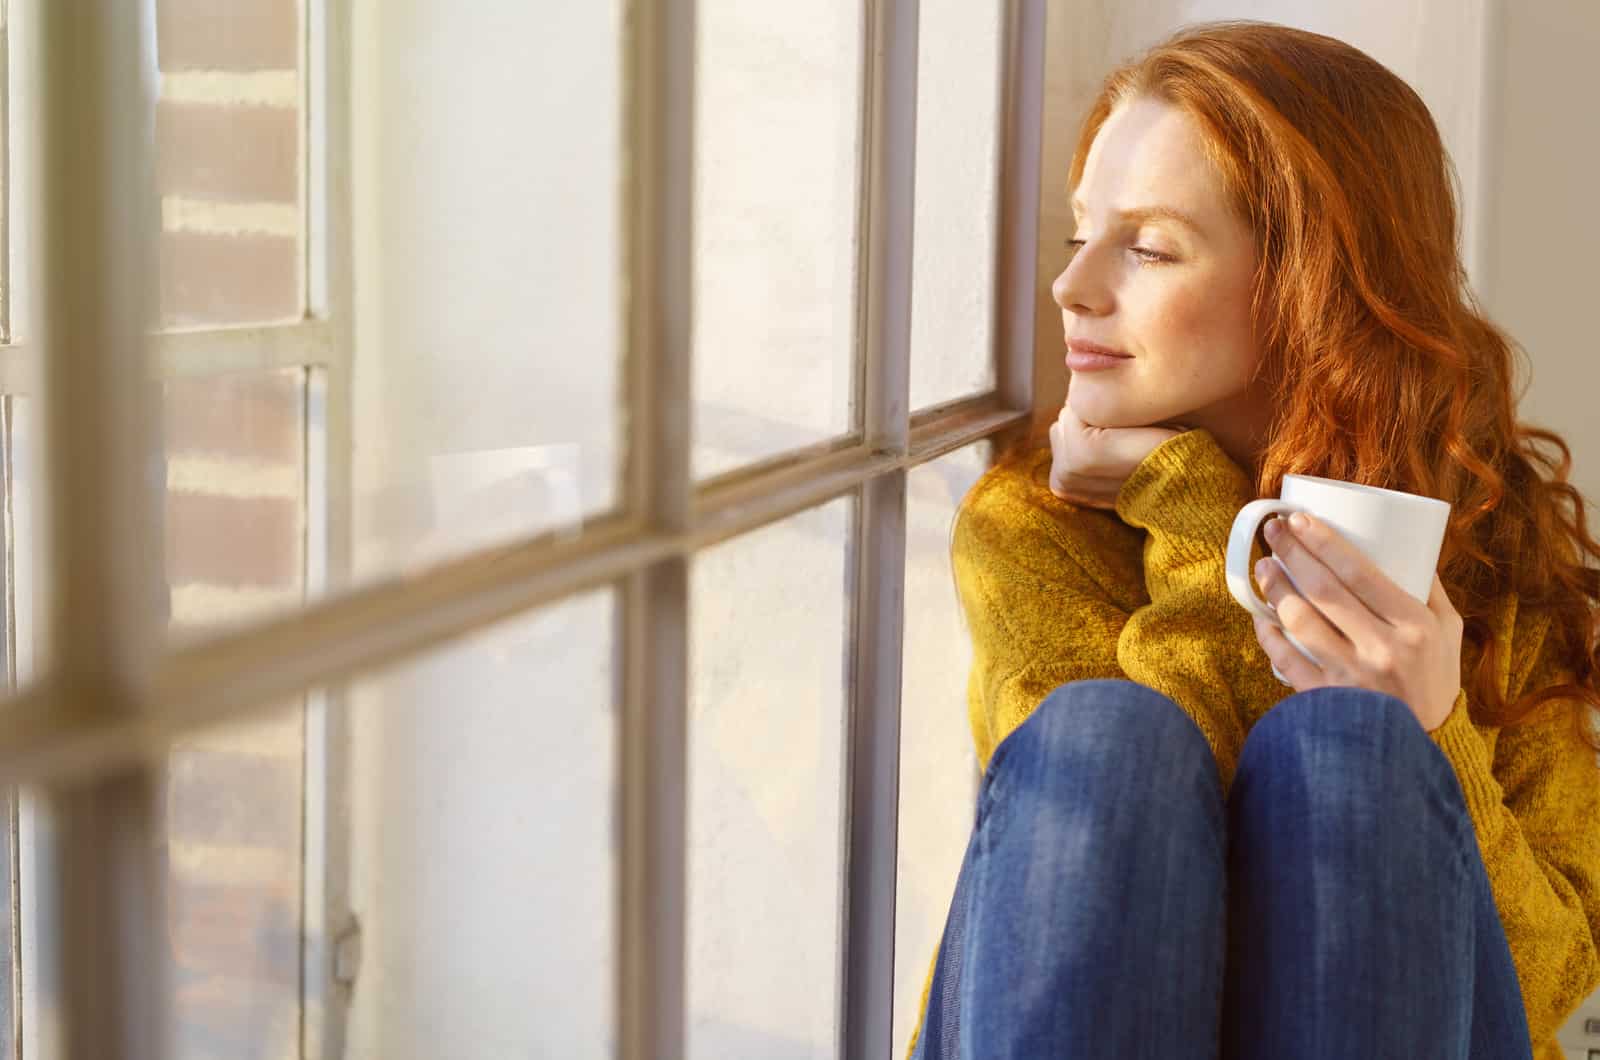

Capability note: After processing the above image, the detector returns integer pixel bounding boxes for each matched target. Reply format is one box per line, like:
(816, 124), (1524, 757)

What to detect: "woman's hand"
(1048, 383), (1192, 510)
(1251, 511), (1464, 732)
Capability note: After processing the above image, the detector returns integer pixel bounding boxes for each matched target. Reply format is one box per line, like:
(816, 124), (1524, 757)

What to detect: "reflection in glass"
(11, 370), (313, 1059)
(693, 1), (863, 478)
(155, 0), (307, 328)
(909, 0), (1003, 411)
(353, 2), (623, 577)
(166, 703), (306, 1060)
(163, 368), (308, 637)
(689, 497), (852, 1057)
(342, 591), (617, 1058)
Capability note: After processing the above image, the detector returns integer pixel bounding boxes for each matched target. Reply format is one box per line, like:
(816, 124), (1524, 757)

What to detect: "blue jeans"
(911, 678), (1532, 1060)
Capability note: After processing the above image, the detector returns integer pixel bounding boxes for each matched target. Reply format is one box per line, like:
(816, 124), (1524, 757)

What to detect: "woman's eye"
(1065, 238), (1170, 265)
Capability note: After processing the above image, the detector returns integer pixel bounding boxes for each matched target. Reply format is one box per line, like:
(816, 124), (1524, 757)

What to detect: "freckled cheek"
(1141, 285), (1253, 376)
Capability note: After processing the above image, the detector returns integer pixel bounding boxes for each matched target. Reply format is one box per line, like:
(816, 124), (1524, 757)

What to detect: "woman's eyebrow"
(1070, 198), (1204, 236)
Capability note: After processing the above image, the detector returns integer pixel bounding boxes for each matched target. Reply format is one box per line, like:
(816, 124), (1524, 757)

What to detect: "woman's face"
(1052, 95), (1271, 470)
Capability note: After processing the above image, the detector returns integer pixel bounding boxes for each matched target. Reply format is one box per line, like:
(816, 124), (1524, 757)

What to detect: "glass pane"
(164, 369), (308, 636)
(689, 498), (851, 1057)
(895, 443), (991, 1055)
(908, 1), (1002, 412)
(156, 0), (306, 328)
(165, 703), (305, 1060)
(342, 591), (617, 1058)
(693, 2), (863, 479)
(17, 696), (307, 1060)
(352, 3), (622, 578)
(10, 377), (311, 1060)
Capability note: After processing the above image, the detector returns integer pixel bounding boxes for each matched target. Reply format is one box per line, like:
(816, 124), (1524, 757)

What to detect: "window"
(4, 1), (329, 1058)
(0, 2), (1048, 1058)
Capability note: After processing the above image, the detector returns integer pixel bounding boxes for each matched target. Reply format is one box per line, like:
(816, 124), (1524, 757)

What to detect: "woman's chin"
(1068, 396), (1136, 430)
(1070, 393), (1194, 433)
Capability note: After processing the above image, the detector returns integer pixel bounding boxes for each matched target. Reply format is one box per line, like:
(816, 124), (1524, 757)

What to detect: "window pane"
(342, 591), (617, 1058)
(165, 703), (305, 1060)
(693, 2), (863, 479)
(10, 376), (311, 1060)
(689, 498), (851, 1056)
(895, 443), (991, 1054)
(352, 3), (623, 577)
(164, 369), (308, 635)
(4, 377), (295, 651)
(909, 1), (1002, 411)
(156, 0), (306, 328)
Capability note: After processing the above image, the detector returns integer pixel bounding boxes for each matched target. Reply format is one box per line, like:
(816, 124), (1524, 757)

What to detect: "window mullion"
(619, 0), (695, 1056)
(37, 2), (167, 1058)
(859, 0), (915, 461)
(304, 1), (357, 1057)
(842, 0), (918, 1056)
(842, 469), (909, 1059)
(996, 0), (1046, 418)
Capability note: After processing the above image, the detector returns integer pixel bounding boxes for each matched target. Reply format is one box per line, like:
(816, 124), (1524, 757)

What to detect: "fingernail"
(1264, 518), (1282, 540)
(1255, 558), (1270, 579)
(1289, 512), (1310, 531)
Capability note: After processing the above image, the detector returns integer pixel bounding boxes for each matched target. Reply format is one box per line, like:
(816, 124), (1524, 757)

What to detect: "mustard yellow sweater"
(903, 428), (1600, 1060)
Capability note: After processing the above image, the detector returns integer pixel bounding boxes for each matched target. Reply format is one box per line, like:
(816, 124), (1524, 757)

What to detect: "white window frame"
(0, 1), (1047, 1057)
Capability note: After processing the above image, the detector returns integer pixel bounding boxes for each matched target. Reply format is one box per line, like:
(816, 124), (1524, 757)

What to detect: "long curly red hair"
(1010, 20), (1600, 751)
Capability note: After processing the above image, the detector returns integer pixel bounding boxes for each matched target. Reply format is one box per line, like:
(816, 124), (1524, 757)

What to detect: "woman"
(904, 20), (1600, 1060)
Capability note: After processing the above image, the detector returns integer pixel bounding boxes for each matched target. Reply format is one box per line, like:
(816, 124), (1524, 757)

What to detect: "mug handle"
(1225, 498), (1306, 626)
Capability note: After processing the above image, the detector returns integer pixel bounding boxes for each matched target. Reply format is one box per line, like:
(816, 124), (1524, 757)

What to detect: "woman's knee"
(1238, 685), (1451, 794)
(996, 678), (1210, 777)
(982, 679), (1224, 834)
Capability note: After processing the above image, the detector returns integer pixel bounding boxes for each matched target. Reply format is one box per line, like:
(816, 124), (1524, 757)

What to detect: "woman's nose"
(1053, 258), (1106, 315)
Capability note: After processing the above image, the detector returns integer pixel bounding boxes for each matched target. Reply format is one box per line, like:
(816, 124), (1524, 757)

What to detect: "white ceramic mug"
(1225, 475), (1452, 685)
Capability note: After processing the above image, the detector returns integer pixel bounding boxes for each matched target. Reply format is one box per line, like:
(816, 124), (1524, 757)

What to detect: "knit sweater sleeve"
(1111, 428), (1286, 794)
(1428, 607), (1600, 1051)
(947, 456), (1134, 776)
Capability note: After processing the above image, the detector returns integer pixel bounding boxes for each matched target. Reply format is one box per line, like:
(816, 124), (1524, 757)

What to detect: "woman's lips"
(1066, 351), (1130, 371)
(1066, 345), (1133, 371)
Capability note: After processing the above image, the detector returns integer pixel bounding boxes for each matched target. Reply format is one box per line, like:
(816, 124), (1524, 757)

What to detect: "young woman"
(904, 20), (1600, 1060)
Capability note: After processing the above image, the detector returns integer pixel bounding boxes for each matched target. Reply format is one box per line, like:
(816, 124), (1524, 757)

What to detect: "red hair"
(1014, 20), (1600, 751)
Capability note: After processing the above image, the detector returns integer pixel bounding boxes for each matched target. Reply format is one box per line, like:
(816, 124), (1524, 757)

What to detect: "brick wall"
(162, 376), (307, 1060)
(156, 0), (303, 329)
(154, 3), (310, 1057)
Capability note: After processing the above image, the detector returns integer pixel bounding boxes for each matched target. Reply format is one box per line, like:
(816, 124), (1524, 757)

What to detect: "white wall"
(1477, 1), (1600, 526)
(1483, 4), (1600, 1052)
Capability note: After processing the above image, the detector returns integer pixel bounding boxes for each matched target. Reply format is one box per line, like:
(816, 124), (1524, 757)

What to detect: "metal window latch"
(333, 914), (363, 989)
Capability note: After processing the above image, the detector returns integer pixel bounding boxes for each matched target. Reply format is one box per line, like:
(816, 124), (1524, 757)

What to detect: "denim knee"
(1242, 685), (1420, 761)
(989, 678), (1215, 785)
(1237, 685), (1459, 806)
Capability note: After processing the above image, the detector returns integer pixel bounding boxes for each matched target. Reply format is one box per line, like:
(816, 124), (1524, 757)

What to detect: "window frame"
(0, 1), (1048, 1058)
(0, 1), (349, 1057)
